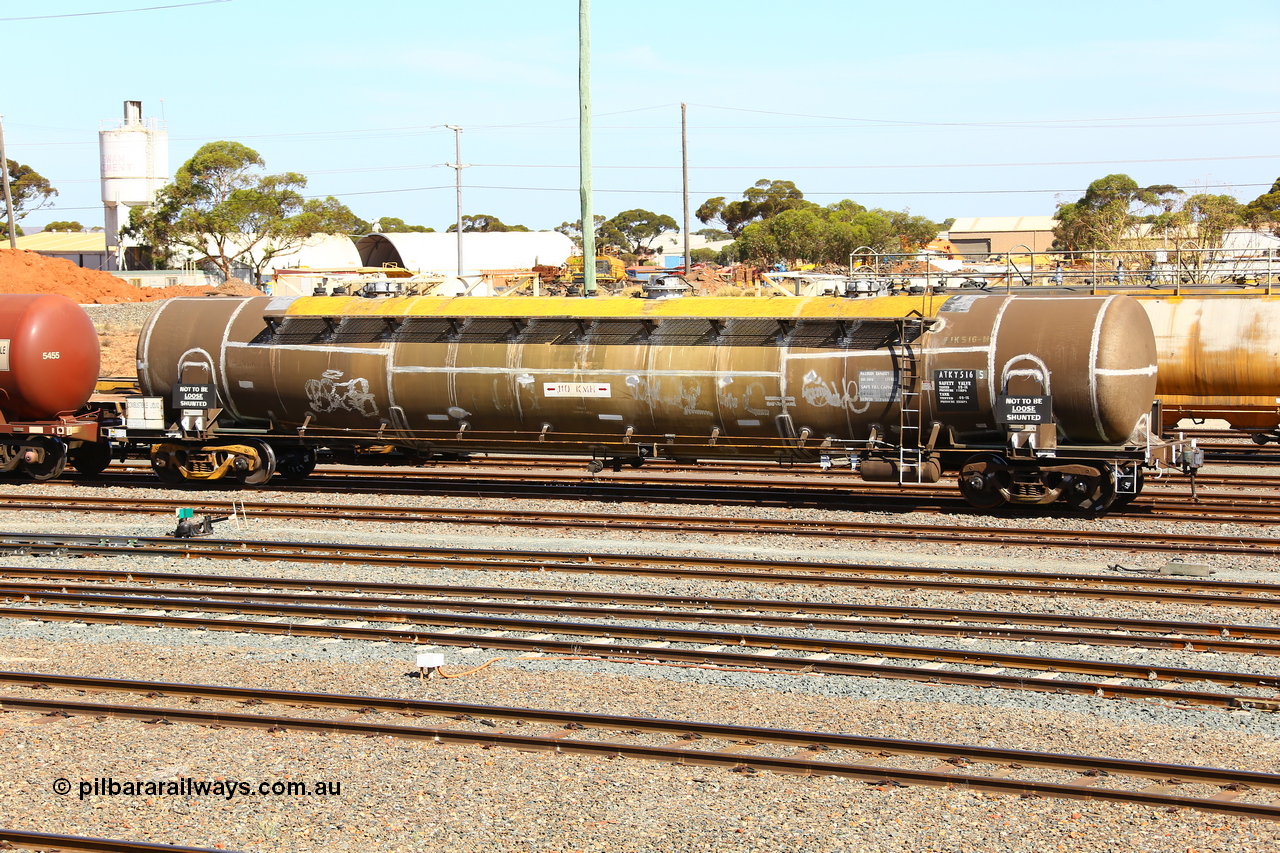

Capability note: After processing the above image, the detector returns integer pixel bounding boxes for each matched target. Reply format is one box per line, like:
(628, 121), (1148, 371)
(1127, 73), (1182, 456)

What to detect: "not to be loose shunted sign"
(174, 384), (217, 409)
(996, 395), (1053, 425)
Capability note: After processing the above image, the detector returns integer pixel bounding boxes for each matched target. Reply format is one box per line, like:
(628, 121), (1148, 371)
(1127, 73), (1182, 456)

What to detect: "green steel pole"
(579, 0), (595, 295)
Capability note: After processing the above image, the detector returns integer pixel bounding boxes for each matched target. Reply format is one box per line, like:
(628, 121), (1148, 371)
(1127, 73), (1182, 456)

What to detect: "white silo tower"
(99, 100), (168, 270)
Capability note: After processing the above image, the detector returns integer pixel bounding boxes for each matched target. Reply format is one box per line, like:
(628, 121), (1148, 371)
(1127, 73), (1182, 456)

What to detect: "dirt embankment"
(0, 249), (261, 376)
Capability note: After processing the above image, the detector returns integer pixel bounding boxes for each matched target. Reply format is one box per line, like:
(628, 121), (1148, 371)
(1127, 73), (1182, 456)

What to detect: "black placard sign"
(996, 395), (1052, 425)
(934, 369), (979, 411)
(174, 384), (217, 409)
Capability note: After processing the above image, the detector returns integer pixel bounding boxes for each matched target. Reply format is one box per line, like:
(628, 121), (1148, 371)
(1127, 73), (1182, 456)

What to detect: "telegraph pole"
(579, 0), (595, 295)
(444, 125), (467, 277)
(681, 103), (690, 277)
(0, 115), (16, 249)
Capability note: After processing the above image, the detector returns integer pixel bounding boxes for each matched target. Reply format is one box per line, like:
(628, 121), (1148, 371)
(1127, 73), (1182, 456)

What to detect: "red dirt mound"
(0, 249), (254, 303)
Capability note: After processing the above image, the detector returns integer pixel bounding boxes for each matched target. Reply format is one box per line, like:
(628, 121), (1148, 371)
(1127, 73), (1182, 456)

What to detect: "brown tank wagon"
(134, 291), (1192, 511)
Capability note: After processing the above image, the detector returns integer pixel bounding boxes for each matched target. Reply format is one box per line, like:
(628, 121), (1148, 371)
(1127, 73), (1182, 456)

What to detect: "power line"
(0, 0), (230, 21)
(689, 102), (1280, 130)
(36, 149), (1280, 183)
(462, 154), (1280, 171)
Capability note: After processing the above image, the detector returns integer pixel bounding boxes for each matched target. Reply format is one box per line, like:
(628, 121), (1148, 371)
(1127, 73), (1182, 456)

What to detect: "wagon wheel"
(68, 441), (114, 476)
(150, 448), (188, 485)
(1063, 465), (1116, 514)
(237, 439), (277, 486)
(957, 453), (1008, 509)
(22, 436), (68, 482)
(275, 446), (317, 483)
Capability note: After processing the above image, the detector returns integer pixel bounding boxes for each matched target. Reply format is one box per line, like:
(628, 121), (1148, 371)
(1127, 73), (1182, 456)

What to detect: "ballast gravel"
(1, 475), (1279, 850)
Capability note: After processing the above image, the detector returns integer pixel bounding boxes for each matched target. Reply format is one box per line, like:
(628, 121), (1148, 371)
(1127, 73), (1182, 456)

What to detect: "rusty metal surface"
(137, 293), (1157, 455)
(1142, 296), (1280, 399)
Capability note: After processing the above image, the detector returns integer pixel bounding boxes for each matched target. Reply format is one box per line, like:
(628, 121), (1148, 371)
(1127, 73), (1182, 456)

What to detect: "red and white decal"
(543, 382), (611, 398)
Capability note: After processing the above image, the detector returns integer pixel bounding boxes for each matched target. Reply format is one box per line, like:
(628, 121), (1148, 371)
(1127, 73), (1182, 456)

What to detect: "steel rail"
(286, 462), (1280, 505)
(390, 461), (1280, 492)
(353, 457), (1276, 489)
(2, 681), (1278, 821)
(6, 575), (1280, 640)
(6, 584), (1280, 657)
(2, 670), (1271, 788)
(1, 539), (1278, 604)
(16, 487), (1280, 529)
(5, 602), (1279, 707)
(43, 474), (1280, 526)
(0, 670), (1273, 786)
(0, 830), (238, 853)
(301, 468), (1280, 507)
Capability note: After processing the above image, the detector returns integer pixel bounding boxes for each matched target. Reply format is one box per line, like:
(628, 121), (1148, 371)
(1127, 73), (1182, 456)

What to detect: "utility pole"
(0, 115), (16, 250)
(444, 125), (467, 277)
(579, 0), (595, 295)
(681, 103), (690, 277)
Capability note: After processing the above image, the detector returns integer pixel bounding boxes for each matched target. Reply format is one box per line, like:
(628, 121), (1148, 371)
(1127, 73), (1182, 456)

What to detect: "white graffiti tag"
(800, 370), (871, 414)
(305, 369), (379, 417)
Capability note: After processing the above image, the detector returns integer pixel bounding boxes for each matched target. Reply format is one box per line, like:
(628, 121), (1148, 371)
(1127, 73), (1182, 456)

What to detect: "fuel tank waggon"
(0, 293), (99, 421)
(136, 291), (1162, 510)
(1137, 295), (1280, 434)
(0, 293), (107, 480)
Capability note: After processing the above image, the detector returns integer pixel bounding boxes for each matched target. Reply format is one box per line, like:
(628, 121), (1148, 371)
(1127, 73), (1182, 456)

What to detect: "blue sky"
(4, 0), (1279, 233)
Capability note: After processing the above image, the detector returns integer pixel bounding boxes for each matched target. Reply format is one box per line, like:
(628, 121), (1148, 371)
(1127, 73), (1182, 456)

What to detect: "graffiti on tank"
(800, 370), (871, 414)
(305, 369), (379, 418)
(680, 379), (713, 416)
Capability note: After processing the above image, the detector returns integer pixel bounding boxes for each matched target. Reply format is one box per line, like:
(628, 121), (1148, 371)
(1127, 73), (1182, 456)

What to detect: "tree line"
(8, 141), (1280, 278)
(1052, 174), (1280, 253)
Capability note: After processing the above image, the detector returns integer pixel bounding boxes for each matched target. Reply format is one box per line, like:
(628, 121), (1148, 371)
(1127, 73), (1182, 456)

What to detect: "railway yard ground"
(1, 455), (1280, 852)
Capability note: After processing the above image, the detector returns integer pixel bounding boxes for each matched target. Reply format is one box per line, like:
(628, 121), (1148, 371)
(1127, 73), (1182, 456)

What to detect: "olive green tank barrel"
(136, 293), (1157, 458)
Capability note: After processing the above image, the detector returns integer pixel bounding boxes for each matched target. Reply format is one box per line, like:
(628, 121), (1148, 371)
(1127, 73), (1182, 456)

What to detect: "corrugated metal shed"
(946, 216), (1058, 257)
(14, 232), (107, 252)
(13, 232), (109, 269)
(356, 232), (574, 273)
(262, 234), (364, 271)
(947, 216), (1057, 234)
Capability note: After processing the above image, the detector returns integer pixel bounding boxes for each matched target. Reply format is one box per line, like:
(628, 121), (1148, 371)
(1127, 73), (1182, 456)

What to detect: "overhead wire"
(15, 99), (1279, 219)
(0, 0), (230, 22)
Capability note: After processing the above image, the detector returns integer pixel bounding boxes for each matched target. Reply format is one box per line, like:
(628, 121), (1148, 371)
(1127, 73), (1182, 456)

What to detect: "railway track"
(4, 672), (1279, 821)
(311, 458), (1280, 493)
(5, 601), (1275, 710)
(4, 578), (1278, 654)
(1, 535), (1278, 601)
(0, 830), (234, 853)
(79, 457), (1277, 491)
(34, 463), (1280, 525)
(94, 448), (1280, 484)
(3, 562), (1279, 711)
(4, 490), (1280, 553)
